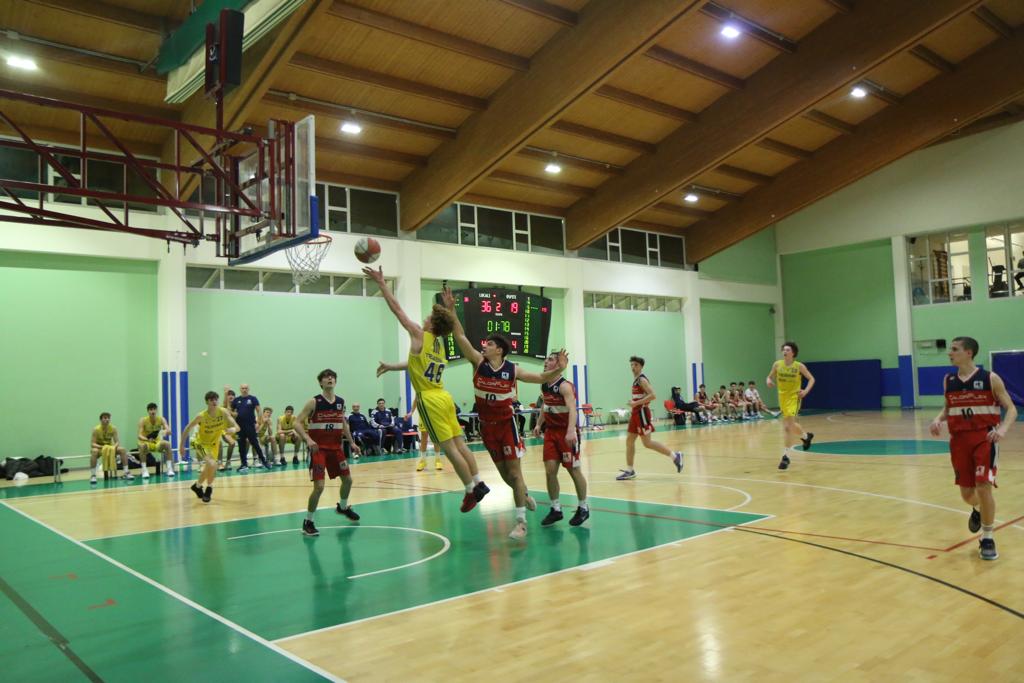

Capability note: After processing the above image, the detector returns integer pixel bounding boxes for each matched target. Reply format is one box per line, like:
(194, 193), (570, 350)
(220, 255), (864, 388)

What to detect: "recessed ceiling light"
(6, 56), (38, 71)
(850, 86), (867, 99)
(684, 193), (699, 203)
(720, 25), (741, 39)
(340, 121), (362, 135)
(545, 162), (562, 174)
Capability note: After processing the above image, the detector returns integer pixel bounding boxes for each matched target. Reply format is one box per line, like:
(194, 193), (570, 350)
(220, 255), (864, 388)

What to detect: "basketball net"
(284, 234), (332, 285)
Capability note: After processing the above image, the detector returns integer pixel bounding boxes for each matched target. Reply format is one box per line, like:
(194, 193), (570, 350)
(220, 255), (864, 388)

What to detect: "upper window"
(578, 228), (685, 269)
(416, 202), (565, 255)
(312, 182), (398, 236)
(908, 231), (971, 305)
(986, 223), (1024, 298)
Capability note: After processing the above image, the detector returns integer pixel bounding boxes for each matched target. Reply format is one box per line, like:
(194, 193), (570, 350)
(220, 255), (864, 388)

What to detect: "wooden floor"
(4, 410), (1023, 682)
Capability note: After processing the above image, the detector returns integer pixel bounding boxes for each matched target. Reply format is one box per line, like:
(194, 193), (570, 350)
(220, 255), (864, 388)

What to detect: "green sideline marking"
(809, 439), (949, 456)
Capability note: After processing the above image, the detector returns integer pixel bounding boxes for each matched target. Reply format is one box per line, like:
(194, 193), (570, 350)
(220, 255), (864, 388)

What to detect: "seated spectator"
(694, 384), (720, 422)
(729, 382), (751, 419)
(714, 385), (737, 420)
(744, 380), (778, 418)
(370, 398), (402, 453)
(395, 412), (419, 452)
(348, 403), (382, 455)
(670, 387), (706, 425)
(454, 403), (476, 440)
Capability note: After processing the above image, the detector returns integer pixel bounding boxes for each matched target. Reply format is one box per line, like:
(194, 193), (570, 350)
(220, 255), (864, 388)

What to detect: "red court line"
(588, 507), (945, 552)
(942, 513), (1024, 552)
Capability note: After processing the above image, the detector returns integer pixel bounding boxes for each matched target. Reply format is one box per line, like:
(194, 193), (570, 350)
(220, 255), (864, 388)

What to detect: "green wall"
(583, 308), (685, 414)
(186, 290), (399, 419)
(699, 300), (776, 403)
(419, 285), (566, 410)
(698, 226), (777, 285)
(912, 228), (1024, 407)
(0, 252), (157, 458)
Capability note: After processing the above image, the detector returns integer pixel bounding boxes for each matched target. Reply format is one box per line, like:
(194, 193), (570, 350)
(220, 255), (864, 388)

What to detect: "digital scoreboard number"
(435, 288), (553, 360)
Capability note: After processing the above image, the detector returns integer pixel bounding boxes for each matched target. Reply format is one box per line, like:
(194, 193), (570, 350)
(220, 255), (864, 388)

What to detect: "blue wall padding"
(800, 359), (882, 410)
(880, 368), (901, 397)
(992, 352), (1024, 406)
(898, 354), (915, 408)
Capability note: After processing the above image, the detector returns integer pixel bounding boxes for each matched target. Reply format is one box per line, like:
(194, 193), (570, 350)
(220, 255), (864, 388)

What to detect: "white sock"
(982, 525), (994, 540)
(515, 507), (526, 522)
(782, 448), (789, 458)
(551, 499), (561, 512)
(472, 473), (482, 485)
(465, 483), (475, 493)
(800, 432), (808, 439)
(339, 498), (348, 510)
(306, 512), (314, 521)
(579, 498), (588, 510)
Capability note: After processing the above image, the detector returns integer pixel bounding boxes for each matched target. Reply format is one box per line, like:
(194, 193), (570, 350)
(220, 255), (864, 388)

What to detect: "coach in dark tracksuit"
(370, 399), (402, 452)
(348, 404), (381, 455)
(231, 384), (269, 470)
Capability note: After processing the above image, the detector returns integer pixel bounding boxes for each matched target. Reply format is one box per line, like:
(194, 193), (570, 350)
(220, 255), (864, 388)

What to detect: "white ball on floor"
(13, 472), (29, 484)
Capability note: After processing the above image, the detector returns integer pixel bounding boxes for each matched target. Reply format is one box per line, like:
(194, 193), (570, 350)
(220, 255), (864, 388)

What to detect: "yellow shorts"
(416, 390), (463, 444)
(779, 392), (801, 418)
(192, 440), (220, 464)
(140, 439), (167, 451)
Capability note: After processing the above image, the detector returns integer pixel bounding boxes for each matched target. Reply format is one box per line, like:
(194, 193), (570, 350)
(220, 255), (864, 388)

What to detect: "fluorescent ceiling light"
(544, 162), (562, 174)
(720, 25), (741, 39)
(684, 193), (699, 203)
(6, 56), (38, 71)
(850, 86), (867, 99)
(340, 121), (362, 135)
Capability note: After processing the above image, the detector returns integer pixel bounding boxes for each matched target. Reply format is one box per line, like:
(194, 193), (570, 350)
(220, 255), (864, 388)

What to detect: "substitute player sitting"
(90, 412), (131, 484)
(137, 402), (173, 479)
(441, 286), (566, 539)
(294, 369), (362, 537)
(367, 265), (490, 513)
(179, 391), (239, 503)
(535, 351), (589, 527)
(277, 405), (302, 465)
(258, 407), (283, 466)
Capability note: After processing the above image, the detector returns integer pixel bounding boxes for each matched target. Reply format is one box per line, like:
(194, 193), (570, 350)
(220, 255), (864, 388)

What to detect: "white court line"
(0, 501), (345, 683)
(274, 500), (770, 644)
(227, 525), (452, 580)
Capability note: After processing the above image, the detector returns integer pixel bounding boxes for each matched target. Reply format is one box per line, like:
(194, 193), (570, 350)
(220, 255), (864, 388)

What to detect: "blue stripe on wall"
(404, 371), (412, 415)
(584, 364), (590, 404)
(898, 354), (914, 407)
(701, 362), (705, 386)
(881, 368), (901, 397)
(169, 371), (177, 450)
(161, 372), (169, 428)
(691, 363), (697, 395)
(179, 371), (188, 453)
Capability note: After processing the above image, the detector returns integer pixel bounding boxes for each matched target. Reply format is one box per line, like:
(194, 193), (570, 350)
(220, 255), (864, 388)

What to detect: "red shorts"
(627, 406), (654, 435)
(543, 429), (581, 469)
(309, 447), (350, 481)
(480, 417), (524, 462)
(950, 430), (997, 488)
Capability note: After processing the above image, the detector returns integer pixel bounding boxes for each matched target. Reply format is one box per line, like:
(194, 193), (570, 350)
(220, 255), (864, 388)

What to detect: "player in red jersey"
(441, 287), (566, 540)
(534, 351), (589, 527)
(929, 336), (1016, 560)
(617, 356), (683, 480)
(294, 369), (362, 536)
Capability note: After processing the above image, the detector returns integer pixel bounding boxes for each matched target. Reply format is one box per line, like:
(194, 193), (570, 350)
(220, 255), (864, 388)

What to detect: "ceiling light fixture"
(340, 120), (362, 135)
(720, 24), (741, 39)
(850, 86), (867, 99)
(545, 162), (562, 174)
(684, 192), (699, 203)
(6, 55), (38, 71)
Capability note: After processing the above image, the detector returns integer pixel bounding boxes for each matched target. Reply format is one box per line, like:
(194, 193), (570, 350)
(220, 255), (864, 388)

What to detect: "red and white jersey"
(631, 373), (650, 411)
(308, 394), (348, 448)
(945, 368), (1001, 433)
(541, 377), (577, 432)
(474, 359), (517, 422)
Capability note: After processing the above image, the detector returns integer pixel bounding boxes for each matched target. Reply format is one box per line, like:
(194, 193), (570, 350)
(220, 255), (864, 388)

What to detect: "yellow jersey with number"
(774, 360), (804, 395)
(195, 407), (231, 448)
(409, 330), (448, 394)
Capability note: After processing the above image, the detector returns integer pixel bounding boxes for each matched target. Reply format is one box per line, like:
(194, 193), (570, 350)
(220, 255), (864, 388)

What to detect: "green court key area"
(88, 493), (767, 641)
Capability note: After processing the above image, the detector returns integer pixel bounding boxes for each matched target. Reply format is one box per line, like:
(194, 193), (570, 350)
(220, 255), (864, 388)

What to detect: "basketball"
(354, 237), (381, 264)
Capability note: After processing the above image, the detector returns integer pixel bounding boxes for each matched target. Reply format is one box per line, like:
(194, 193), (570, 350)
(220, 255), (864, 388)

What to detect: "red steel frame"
(0, 88), (295, 250)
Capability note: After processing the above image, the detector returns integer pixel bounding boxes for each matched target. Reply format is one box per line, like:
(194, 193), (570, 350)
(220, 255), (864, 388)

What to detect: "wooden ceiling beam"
(859, 79), (904, 105)
(317, 170), (400, 192)
(0, 35), (163, 83)
(315, 138), (427, 167)
(595, 85), (698, 122)
(700, 2), (797, 53)
(909, 44), (956, 73)
(460, 193), (566, 217)
(623, 219), (680, 233)
(26, 0), (172, 34)
(654, 202), (712, 219)
(262, 91), (456, 140)
(289, 53), (487, 111)
(820, 0), (853, 12)
(399, 0), (704, 232)
(496, 0), (578, 27)
(756, 138), (814, 160)
(162, 0), (333, 198)
(645, 46), (745, 90)
(685, 29), (1024, 262)
(489, 170), (594, 196)
(517, 147), (623, 175)
(802, 109), (857, 134)
(0, 77), (178, 122)
(549, 121), (656, 154)
(329, 1), (530, 71)
(714, 164), (773, 184)
(972, 7), (1012, 38)
(563, 0), (983, 250)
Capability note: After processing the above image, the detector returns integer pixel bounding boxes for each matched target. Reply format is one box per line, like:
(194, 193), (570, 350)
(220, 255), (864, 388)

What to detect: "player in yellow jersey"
(365, 265), (490, 513)
(277, 405), (302, 465)
(766, 341), (816, 471)
(258, 407), (283, 466)
(179, 390), (239, 503)
(90, 412), (130, 484)
(137, 402), (173, 480)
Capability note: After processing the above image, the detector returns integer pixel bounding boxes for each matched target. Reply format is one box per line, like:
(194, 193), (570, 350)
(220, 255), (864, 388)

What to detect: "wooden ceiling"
(2, 0), (1024, 261)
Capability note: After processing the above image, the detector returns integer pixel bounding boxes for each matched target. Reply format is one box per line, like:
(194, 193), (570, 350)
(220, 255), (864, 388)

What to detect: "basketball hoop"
(285, 234), (332, 285)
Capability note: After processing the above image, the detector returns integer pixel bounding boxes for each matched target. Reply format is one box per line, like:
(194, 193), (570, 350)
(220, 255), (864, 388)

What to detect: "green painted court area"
(0, 504), (325, 683)
(811, 439), (950, 456)
(87, 493), (767, 642)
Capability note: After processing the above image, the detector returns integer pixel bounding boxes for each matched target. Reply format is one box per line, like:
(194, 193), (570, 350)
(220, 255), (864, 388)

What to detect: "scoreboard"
(435, 288), (553, 360)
